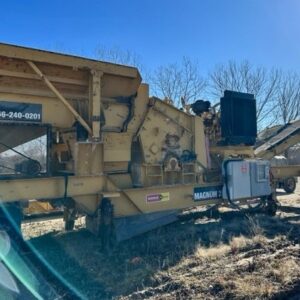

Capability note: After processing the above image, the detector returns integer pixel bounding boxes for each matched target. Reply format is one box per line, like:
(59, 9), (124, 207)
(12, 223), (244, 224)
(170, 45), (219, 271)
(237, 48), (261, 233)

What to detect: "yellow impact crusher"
(0, 43), (296, 243)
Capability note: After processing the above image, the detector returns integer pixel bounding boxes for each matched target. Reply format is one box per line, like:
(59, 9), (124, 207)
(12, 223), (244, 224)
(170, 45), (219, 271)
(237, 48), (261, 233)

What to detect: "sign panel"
(0, 101), (42, 122)
(193, 185), (223, 201)
(146, 192), (170, 203)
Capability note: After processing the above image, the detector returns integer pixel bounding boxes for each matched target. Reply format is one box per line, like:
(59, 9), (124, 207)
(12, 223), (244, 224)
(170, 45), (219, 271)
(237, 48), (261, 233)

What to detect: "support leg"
(265, 194), (279, 216)
(63, 198), (77, 231)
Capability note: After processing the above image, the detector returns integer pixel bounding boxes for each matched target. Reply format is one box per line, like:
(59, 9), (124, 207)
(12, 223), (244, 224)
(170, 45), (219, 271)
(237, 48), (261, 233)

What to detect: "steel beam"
(0, 175), (104, 202)
(27, 60), (93, 135)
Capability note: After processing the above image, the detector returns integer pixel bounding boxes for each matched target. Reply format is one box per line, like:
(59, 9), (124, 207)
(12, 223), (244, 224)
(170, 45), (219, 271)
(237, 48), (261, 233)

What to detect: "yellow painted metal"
(0, 175), (104, 202)
(139, 99), (194, 164)
(116, 183), (223, 217)
(254, 120), (300, 160)
(256, 135), (300, 160)
(0, 43), (264, 225)
(271, 165), (300, 178)
(102, 105), (130, 130)
(0, 50), (141, 104)
(71, 194), (100, 215)
(194, 116), (208, 168)
(103, 132), (131, 162)
(254, 121), (300, 186)
(210, 146), (254, 158)
(27, 60), (93, 135)
(0, 168), (224, 218)
(90, 70), (103, 139)
(25, 200), (54, 214)
(74, 142), (103, 176)
(0, 43), (141, 79)
(0, 93), (75, 128)
(127, 83), (150, 134)
(72, 142), (104, 213)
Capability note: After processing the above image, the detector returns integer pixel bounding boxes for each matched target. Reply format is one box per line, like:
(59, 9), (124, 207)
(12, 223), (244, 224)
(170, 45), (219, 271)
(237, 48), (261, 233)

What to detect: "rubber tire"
(283, 177), (296, 194)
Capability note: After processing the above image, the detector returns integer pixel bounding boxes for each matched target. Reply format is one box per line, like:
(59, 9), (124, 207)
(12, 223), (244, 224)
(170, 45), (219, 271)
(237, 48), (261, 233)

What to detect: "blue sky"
(1, 0), (300, 74)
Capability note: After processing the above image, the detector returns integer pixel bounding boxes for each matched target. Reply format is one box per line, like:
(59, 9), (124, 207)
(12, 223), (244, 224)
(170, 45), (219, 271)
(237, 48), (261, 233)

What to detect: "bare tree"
(95, 45), (149, 81)
(210, 60), (281, 128)
(95, 45), (140, 66)
(275, 72), (300, 124)
(0, 135), (47, 174)
(151, 57), (207, 107)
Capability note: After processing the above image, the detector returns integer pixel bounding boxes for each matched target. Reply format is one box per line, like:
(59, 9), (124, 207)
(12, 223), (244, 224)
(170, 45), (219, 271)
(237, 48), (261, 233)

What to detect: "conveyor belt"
(255, 119), (300, 159)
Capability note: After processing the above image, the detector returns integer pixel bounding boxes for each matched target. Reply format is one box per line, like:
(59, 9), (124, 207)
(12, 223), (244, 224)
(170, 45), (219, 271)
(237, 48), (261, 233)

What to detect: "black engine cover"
(220, 90), (257, 146)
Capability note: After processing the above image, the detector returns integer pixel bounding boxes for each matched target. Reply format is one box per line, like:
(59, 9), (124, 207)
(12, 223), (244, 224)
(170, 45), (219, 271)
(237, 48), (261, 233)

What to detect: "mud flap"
(114, 210), (179, 241)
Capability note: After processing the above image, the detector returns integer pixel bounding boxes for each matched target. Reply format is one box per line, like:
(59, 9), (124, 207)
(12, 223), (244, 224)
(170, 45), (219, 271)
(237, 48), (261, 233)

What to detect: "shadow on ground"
(26, 199), (300, 299)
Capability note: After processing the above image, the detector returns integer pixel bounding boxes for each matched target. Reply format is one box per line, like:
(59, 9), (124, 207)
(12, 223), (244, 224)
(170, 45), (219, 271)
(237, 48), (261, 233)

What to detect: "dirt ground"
(22, 182), (300, 300)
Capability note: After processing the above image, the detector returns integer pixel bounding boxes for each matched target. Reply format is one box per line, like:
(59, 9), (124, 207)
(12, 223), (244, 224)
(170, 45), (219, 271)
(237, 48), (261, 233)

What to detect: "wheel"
(283, 177), (296, 193)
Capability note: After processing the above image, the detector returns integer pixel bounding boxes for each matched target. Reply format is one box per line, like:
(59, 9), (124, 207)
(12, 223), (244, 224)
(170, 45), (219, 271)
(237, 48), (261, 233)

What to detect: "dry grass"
(232, 256), (300, 299)
(195, 243), (231, 259)
(195, 236), (254, 260)
(246, 214), (265, 237)
(23, 188), (300, 299)
(234, 275), (275, 299)
(271, 258), (300, 284)
(195, 233), (268, 261)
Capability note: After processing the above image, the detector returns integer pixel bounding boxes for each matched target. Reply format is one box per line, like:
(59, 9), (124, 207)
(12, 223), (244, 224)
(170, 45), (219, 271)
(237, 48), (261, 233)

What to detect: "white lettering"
(194, 187), (222, 201)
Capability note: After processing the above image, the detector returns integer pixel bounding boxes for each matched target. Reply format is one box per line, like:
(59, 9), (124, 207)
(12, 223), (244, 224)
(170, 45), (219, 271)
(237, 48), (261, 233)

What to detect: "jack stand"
(63, 198), (77, 231)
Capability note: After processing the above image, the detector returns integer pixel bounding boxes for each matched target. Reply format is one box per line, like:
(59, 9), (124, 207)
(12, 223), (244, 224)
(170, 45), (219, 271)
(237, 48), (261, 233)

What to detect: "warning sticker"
(146, 192), (170, 203)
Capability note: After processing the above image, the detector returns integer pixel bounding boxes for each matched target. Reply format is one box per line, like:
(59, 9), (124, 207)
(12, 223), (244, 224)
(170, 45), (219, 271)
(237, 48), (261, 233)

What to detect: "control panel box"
(250, 160), (271, 197)
(222, 160), (271, 200)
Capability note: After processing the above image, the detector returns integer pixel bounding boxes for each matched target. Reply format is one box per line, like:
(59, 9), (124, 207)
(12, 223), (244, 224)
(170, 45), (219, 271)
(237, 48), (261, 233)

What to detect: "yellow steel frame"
(0, 174), (225, 217)
(0, 43), (271, 227)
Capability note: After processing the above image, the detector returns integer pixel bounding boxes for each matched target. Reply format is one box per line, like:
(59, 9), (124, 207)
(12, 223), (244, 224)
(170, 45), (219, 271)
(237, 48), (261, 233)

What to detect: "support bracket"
(26, 60), (92, 136)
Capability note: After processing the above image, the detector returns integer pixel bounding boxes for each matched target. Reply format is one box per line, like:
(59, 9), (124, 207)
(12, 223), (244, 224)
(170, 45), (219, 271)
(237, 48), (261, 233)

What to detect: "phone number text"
(0, 111), (41, 120)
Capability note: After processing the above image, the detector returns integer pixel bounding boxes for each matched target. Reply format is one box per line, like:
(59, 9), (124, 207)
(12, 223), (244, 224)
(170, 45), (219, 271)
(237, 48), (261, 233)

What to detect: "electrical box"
(222, 160), (251, 200)
(249, 160), (271, 197)
(222, 160), (271, 200)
